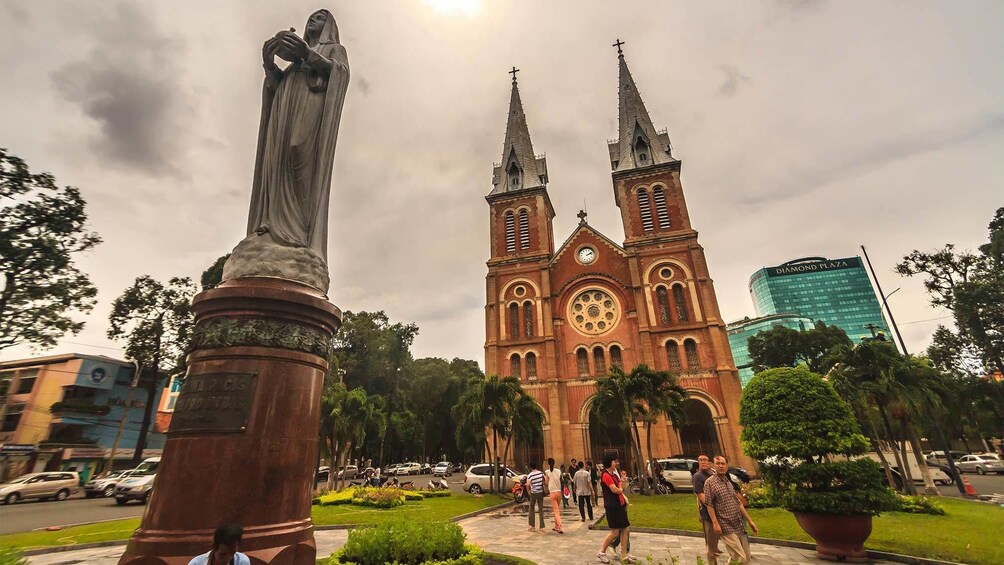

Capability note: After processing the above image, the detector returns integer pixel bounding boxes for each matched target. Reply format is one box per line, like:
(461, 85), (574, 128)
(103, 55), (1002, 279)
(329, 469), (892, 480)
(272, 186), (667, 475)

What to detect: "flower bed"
(315, 487), (452, 509)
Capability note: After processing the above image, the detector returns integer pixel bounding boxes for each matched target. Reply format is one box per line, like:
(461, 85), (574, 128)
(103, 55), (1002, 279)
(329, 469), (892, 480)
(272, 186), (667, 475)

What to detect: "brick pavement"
(28, 498), (890, 564)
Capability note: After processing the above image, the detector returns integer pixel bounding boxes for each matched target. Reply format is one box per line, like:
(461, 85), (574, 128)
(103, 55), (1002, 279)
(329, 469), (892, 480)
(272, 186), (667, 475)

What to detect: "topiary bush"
(328, 521), (484, 565)
(740, 366), (897, 516)
(892, 494), (945, 515)
(742, 480), (780, 509)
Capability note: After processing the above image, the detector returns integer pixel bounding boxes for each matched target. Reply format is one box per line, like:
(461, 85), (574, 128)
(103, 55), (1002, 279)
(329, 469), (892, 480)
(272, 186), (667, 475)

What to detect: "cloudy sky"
(2, 0), (1001, 367)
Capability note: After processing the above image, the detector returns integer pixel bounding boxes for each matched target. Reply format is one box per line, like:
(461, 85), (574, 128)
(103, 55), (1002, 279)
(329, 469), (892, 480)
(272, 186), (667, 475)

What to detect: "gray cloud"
(51, 3), (189, 176)
(717, 65), (750, 97)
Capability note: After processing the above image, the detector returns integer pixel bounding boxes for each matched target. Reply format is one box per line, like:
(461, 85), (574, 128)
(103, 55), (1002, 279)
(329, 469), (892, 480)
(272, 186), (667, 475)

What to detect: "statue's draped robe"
(247, 11), (349, 263)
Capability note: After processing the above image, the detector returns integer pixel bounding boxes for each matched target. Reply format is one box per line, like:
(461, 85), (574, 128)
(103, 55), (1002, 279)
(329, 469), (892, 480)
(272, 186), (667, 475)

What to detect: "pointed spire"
(491, 69), (547, 195)
(609, 44), (674, 172)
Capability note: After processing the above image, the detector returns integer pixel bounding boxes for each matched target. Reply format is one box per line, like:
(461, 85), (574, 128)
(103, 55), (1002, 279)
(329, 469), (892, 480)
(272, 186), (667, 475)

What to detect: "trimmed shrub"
(328, 521), (483, 565)
(740, 367), (895, 516)
(420, 489), (452, 498)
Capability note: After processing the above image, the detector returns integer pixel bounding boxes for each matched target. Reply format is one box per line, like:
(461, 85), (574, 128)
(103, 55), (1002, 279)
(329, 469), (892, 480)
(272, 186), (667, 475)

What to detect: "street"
(0, 493), (147, 535)
(936, 471), (1004, 499)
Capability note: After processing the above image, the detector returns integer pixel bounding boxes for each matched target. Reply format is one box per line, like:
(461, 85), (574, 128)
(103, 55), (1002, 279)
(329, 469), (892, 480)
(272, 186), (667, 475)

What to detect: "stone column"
(119, 277), (340, 565)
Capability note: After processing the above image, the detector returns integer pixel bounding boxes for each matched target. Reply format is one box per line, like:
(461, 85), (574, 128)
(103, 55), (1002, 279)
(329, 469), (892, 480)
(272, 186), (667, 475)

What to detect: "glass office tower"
(749, 256), (891, 345)
(727, 314), (815, 387)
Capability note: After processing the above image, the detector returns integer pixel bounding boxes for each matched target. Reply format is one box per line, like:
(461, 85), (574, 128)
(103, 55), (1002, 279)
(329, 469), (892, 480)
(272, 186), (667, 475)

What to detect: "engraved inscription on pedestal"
(169, 372), (258, 434)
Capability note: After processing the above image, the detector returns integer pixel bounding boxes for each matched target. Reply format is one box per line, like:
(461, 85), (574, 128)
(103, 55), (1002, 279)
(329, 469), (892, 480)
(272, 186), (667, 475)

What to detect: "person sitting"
(188, 523), (250, 565)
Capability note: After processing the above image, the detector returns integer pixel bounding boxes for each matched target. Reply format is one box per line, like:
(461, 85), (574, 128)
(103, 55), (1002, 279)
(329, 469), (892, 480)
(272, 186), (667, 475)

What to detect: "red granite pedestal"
(119, 277), (341, 565)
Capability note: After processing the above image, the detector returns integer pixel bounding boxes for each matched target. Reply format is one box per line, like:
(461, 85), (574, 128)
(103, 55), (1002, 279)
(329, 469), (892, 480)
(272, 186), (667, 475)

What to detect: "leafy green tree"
(747, 321), (852, 374)
(589, 366), (649, 492)
(452, 374), (521, 493)
(107, 275), (196, 465)
(632, 365), (688, 487)
(897, 207), (1004, 374)
(200, 253), (230, 290)
(0, 149), (101, 350)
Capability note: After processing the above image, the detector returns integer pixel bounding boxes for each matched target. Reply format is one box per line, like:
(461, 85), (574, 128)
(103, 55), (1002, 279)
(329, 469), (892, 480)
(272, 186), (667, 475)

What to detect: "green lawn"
(0, 494), (510, 551)
(615, 495), (1004, 565)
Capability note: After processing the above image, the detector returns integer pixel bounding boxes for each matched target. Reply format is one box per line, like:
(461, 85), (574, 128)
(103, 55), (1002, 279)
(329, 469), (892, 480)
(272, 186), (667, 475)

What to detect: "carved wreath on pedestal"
(190, 317), (333, 357)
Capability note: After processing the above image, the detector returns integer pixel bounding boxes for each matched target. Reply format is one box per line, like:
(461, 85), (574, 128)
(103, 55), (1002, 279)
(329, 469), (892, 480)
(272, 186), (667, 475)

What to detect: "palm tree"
(631, 365), (688, 492)
(499, 391), (546, 478)
(589, 366), (649, 492)
(452, 374), (521, 493)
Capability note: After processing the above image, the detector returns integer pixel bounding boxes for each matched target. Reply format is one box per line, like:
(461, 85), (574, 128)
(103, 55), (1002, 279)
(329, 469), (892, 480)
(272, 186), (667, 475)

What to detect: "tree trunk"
(132, 323), (163, 467)
(878, 404), (914, 494)
(866, 420), (898, 491)
(491, 430), (499, 493)
(896, 421), (917, 494)
(326, 434), (337, 491)
(906, 423), (939, 495)
(645, 421), (658, 494)
(629, 420), (648, 495)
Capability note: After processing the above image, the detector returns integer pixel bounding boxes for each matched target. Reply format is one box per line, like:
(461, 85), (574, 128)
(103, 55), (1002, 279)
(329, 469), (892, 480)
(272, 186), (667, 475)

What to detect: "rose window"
(568, 289), (619, 335)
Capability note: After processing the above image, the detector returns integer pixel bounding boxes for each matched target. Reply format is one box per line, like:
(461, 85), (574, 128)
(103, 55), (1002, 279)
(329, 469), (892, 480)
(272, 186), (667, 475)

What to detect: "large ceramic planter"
(792, 512), (872, 562)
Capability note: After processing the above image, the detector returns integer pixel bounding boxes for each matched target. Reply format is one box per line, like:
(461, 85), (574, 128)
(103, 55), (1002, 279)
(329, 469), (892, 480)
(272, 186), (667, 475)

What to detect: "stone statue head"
(305, 9), (339, 46)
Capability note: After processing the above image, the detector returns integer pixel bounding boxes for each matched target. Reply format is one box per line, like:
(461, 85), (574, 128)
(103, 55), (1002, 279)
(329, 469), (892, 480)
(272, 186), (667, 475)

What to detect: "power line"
(898, 315), (953, 326)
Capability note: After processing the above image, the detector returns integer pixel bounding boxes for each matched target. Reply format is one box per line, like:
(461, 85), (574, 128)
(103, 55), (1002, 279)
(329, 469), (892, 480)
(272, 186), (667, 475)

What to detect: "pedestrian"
(692, 454), (721, 561)
(525, 461), (546, 532)
(724, 464), (752, 560)
(568, 458), (578, 504)
(543, 457), (564, 533)
(373, 465), (381, 487)
(188, 523), (250, 565)
(588, 461), (599, 503)
(704, 455), (758, 564)
(578, 461), (590, 517)
(597, 454), (635, 563)
(559, 464), (571, 508)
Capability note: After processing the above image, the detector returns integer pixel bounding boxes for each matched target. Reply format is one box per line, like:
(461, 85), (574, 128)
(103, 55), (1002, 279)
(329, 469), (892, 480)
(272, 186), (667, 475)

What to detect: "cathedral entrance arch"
(678, 399), (722, 457)
(587, 404), (633, 472)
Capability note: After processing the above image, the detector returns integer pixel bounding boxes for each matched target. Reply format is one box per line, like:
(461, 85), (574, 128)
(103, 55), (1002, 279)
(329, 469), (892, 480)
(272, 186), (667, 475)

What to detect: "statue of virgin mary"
(222, 9), (349, 292)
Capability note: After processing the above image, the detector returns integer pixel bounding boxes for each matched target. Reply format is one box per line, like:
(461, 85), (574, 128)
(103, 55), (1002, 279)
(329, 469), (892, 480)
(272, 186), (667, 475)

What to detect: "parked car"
(84, 469), (137, 498)
(925, 450), (970, 466)
(0, 472), (80, 504)
(651, 458), (697, 493)
(420, 462), (432, 474)
(316, 466), (330, 482)
(956, 454), (1004, 475)
(881, 465), (953, 489)
(397, 462), (422, 475)
(433, 462), (453, 477)
(462, 463), (518, 494)
(337, 465), (359, 480)
(115, 457), (160, 505)
(385, 463), (401, 475)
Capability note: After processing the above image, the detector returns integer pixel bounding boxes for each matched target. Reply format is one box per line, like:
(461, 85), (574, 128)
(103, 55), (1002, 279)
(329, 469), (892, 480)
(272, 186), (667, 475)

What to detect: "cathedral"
(484, 48), (753, 472)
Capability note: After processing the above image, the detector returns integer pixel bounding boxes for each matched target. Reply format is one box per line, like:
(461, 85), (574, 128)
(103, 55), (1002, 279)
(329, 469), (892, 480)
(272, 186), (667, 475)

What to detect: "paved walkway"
(28, 500), (887, 564)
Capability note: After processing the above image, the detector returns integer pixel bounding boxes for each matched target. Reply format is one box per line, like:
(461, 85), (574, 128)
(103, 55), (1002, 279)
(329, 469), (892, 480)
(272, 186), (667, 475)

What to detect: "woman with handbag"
(543, 457), (564, 533)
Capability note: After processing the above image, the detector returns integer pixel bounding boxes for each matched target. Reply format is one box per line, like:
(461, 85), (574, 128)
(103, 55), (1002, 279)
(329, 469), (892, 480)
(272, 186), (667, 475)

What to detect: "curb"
(19, 497), (517, 557)
(588, 524), (961, 565)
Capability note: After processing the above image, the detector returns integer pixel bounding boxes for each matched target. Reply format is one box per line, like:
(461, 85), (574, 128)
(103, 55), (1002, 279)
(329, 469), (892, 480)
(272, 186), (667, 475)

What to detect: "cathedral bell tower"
(485, 69), (555, 381)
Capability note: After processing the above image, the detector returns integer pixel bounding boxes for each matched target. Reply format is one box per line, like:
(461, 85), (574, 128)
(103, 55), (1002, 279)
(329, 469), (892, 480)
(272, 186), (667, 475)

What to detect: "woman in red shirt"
(597, 454), (636, 563)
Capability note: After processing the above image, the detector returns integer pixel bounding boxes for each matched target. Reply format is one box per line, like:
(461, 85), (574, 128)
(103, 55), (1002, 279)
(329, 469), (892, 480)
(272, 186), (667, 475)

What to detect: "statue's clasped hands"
(262, 28), (310, 70)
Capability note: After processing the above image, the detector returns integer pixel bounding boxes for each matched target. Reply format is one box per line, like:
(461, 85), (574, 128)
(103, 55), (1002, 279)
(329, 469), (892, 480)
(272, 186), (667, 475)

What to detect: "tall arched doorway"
(678, 399), (722, 457)
(588, 408), (632, 472)
(513, 435), (545, 472)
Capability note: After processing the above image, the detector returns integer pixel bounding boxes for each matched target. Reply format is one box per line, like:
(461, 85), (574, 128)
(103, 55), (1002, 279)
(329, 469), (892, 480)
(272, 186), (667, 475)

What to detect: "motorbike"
(511, 479), (528, 503)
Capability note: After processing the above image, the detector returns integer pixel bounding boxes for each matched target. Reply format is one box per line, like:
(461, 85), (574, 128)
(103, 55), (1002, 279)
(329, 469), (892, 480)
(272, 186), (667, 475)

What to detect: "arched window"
(504, 211), (516, 253)
(518, 209), (530, 250)
(652, 186), (670, 229)
(523, 301), (534, 338)
(577, 349), (590, 377)
(510, 353), (521, 379)
(684, 339), (700, 370)
(673, 285), (690, 322)
(593, 347), (607, 375)
(525, 352), (537, 380)
(656, 286), (671, 325)
(634, 135), (650, 164)
(609, 345), (622, 369)
(508, 303), (519, 340)
(666, 340), (681, 372)
(637, 188), (654, 231)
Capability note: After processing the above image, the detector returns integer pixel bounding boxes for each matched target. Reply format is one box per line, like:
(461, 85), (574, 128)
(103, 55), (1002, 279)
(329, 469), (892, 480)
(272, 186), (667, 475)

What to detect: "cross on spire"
(612, 38), (625, 56)
(509, 66), (520, 83)
(577, 209), (588, 224)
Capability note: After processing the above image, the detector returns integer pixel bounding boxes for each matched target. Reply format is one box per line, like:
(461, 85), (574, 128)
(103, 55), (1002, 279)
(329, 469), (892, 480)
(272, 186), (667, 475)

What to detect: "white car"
(433, 462), (453, 477)
(114, 457), (159, 505)
(652, 458), (697, 493)
(397, 462), (422, 475)
(462, 463), (518, 494)
(956, 454), (1004, 475)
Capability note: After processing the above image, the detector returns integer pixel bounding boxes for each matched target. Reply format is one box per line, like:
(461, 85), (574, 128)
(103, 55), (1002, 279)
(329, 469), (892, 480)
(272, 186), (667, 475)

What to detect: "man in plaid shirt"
(705, 455), (758, 564)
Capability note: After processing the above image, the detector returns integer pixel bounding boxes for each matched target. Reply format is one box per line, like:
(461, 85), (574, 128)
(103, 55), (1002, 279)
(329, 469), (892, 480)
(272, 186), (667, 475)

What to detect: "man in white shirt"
(525, 461), (546, 531)
(188, 524), (250, 565)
